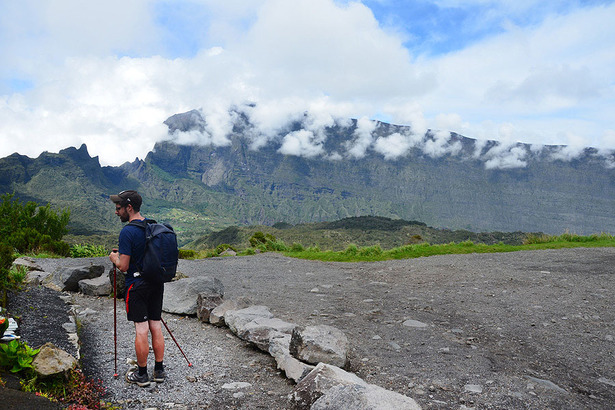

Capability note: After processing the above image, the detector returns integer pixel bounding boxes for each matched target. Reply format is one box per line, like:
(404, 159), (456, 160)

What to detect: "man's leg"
(134, 321), (150, 367)
(149, 319), (165, 362)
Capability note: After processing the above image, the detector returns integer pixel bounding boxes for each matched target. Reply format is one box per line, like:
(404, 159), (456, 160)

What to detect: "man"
(109, 190), (165, 387)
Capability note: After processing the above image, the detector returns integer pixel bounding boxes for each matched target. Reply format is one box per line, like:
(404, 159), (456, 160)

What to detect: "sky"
(1, 0), (614, 168)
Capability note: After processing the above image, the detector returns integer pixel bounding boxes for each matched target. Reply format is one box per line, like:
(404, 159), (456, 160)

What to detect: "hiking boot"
(125, 368), (150, 387)
(153, 369), (166, 383)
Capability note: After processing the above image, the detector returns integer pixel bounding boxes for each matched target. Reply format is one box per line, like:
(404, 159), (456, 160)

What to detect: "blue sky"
(0, 0), (614, 167)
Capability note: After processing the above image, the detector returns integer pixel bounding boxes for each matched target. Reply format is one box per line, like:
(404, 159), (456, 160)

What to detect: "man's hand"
(109, 249), (120, 267)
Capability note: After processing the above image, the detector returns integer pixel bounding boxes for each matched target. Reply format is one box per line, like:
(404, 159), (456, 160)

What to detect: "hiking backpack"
(128, 219), (179, 284)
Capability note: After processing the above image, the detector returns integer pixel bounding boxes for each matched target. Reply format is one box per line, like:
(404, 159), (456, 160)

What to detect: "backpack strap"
(128, 219), (157, 229)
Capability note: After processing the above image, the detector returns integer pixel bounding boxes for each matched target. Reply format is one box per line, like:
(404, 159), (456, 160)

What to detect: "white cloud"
(484, 145), (528, 170)
(278, 129), (325, 158)
(346, 116), (377, 158)
(0, 0), (614, 167)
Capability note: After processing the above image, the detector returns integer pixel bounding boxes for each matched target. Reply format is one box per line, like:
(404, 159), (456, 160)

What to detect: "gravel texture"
(7, 248), (615, 409)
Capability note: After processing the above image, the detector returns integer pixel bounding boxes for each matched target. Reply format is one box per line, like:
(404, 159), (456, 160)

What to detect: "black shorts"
(125, 280), (164, 322)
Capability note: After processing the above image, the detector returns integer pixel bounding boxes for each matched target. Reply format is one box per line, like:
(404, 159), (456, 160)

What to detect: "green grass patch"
(281, 233), (615, 262)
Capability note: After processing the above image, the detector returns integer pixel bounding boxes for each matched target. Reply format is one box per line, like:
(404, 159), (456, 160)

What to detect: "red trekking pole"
(112, 249), (119, 378)
(161, 317), (193, 367)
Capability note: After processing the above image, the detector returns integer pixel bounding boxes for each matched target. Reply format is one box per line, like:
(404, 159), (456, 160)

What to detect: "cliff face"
(2, 113), (615, 238)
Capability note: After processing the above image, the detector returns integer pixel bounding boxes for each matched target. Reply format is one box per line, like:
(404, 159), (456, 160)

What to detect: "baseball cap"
(110, 190), (142, 208)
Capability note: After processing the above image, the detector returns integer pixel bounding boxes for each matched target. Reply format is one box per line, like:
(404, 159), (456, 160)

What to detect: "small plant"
(290, 242), (305, 252)
(0, 340), (40, 373)
(22, 368), (107, 409)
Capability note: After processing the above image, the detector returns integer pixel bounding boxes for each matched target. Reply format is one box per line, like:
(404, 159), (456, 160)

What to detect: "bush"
(358, 244), (383, 257)
(342, 244), (358, 256)
(0, 194), (70, 256)
(178, 249), (197, 259)
(289, 242), (305, 252)
(249, 231), (276, 247)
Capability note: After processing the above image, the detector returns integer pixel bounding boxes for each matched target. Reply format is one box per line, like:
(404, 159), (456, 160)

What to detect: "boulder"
(25, 271), (52, 286)
(235, 317), (296, 351)
(55, 265), (105, 292)
(269, 334), (314, 383)
(32, 342), (78, 377)
(290, 325), (349, 368)
(12, 257), (43, 271)
(311, 382), (421, 410)
(163, 276), (224, 315)
(290, 363), (366, 409)
(209, 297), (252, 326)
(78, 275), (112, 296)
(224, 305), (273, 334)
(196, 293), (224, 322)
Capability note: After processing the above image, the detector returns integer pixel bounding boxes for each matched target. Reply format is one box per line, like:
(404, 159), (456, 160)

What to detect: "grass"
(280, 232), (615, 262)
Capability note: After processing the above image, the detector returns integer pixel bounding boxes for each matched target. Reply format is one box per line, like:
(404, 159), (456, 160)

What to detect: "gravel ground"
(9, 248), (615, 409)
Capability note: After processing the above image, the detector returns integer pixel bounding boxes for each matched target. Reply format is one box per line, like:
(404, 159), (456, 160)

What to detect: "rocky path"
(32, 248), (615, 408)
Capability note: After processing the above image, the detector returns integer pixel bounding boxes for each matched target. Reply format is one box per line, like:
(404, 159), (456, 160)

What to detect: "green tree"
(0, 193), (70, 255)
(0, 194), (71, 307)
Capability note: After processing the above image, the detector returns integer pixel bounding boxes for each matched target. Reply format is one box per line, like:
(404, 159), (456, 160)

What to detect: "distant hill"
(1, 109), (614, 245)
(189, 216), (533, 251)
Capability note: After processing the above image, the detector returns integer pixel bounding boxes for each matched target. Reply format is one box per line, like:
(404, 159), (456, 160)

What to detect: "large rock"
(291, 362), (366, 409)
(311, 383), (422, 410)
(25, 270), (52, 286)
(32, 342), (78, 376)
(224, 305), (273, 334)
(55, 265), (105, 292)
(78, 275), (112, 296)
(163, 276), (224, 315)
(209, 297), (252, 326)
(12, 257), (43, 271)
(269, 334), (314, 383)
(196, 293), (224, 322)
(235, 317), (296, 351)
(290, 325), (349, 368)
(291, 363), (421, 410)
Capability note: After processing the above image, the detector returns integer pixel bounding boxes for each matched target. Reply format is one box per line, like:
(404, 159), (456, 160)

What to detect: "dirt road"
(36, 247), (615, 408)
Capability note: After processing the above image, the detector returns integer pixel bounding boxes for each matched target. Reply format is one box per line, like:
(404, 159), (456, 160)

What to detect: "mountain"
(1, 109), (614, 243)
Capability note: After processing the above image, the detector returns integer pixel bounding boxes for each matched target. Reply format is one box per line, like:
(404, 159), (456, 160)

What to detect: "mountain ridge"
(1, 111), (614, 240)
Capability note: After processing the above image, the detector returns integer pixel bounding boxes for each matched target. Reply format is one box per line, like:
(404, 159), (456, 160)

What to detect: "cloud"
(278, 129), (325, 158)
(346, 116), (377, 158)
(0, 0), (614, 168)
(484, 144), (528, 170)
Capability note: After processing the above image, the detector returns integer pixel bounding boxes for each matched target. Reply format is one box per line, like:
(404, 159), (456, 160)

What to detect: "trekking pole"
(160, 317), (193, 367)
(112, 249), (119, 378)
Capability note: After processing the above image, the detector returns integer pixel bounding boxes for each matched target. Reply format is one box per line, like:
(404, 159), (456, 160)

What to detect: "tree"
(0, 194), (71, 307)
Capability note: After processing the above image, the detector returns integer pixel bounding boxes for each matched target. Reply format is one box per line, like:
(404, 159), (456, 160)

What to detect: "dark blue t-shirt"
(118, 218), (147, 287)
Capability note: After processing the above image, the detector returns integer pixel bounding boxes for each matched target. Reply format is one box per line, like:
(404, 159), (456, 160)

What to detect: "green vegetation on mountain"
(1, 112), (615, 245)
(188, 215), (536, 252)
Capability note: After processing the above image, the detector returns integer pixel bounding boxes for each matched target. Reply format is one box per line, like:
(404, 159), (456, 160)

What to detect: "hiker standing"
(109, 190), (165, 387)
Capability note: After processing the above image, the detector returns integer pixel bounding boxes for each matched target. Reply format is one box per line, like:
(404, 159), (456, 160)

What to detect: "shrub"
(178, 249), (197, 259)
(358, 244), (383, 257)
(249, 231), (276, 247)
(342, 244), (359, 256)
(0, 194), (70, 256)
(215, 244), (237, 255)
(289, 242), (305, 252)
